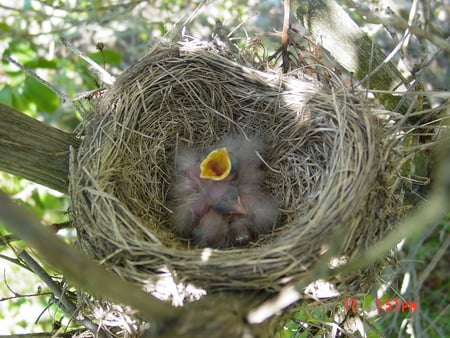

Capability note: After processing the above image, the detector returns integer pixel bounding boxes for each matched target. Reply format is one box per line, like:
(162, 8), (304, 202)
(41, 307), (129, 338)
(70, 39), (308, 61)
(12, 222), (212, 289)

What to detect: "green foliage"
(23, 77), (60, 114)
(0, 85), (13, 106)
(88, 50), (122, 67)
(1, 40), (61, 119)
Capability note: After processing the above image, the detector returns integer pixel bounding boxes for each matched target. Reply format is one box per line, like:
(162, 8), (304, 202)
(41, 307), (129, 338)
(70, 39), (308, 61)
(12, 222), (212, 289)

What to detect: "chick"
(172, 193), (209, 237)
(172, 147), (203, 195)
(238, 187), (279, 235)
(193, 209), (230, 248)
(172, 134), (278, 247)
(205, 181), (245, 214)
(220, 135), (264, 165)
(173, 146), (235, 195)
(226, 189), (278, 246)
(220, 135), (266, 186)
(221, 135), (279, 238)
(172, 146), (245, 239)
(172, 182), (245, 238)
(199, 147), (234, 181)
(228, 215), (253, 246)
(189, 184), (246, 247)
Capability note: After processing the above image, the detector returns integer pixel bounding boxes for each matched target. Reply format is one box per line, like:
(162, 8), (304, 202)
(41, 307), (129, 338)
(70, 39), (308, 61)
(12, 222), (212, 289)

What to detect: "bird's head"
(198, 146), (249, 215)
(200, 147), (235, 181)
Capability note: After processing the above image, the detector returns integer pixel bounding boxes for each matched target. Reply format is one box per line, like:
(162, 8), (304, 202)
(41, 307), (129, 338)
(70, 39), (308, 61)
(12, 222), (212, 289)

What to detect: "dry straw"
(69, 40), (401, 298)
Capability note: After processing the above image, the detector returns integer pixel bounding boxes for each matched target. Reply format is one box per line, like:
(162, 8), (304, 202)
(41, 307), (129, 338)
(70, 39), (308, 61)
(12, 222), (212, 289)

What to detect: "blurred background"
(0, 0), (448, 336)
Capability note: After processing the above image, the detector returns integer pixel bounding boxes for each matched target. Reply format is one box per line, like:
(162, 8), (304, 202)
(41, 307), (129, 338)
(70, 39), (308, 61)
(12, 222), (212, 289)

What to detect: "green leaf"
(24, 58), (58, 69)
(87, 50), (122, 66)
(11, 90), (35, 116)
(0, 85), (13, 105)
(22, 77), (60, 114)
(4, 40), (36, 62)
(363, 294), (373, 308)
(0, 22), (10, 32)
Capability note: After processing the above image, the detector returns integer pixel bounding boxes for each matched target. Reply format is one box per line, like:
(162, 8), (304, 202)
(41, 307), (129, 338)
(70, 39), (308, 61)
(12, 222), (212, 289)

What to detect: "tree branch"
(0, 103), (79, 193)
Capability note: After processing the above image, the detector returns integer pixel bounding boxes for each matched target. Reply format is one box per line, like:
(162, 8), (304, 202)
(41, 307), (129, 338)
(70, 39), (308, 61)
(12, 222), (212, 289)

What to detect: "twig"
(1, 56), (87, 115)
(60, 38), (116, 85)
(0, 333), (76, 337)
(0, 253), (30, 271)
(1, 269), (54, 304)
(355, 26), (410, 89)
(423, 303), (449, 336)
(17, 249), (106, 337)
(415, 232), (450, 291)
(3, 55), (72, 103)
(281, 0), (291, 73)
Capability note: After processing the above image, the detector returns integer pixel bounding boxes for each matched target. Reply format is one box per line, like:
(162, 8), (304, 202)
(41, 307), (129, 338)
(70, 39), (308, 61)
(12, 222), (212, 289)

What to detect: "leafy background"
(0, 0), (448, 336)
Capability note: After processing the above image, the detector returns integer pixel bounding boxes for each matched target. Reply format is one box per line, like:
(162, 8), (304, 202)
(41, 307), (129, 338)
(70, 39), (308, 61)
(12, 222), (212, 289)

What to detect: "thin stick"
(61, 37), (116, 85)
(281, 0), (291, 73)
(18, 249), (106, 337)
(3, 55), (72, 103)
(2, 55), (86, 115)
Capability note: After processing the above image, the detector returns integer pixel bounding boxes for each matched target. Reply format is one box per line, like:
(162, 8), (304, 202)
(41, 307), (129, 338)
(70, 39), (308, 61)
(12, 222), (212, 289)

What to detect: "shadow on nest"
(70, 40), (401, 300)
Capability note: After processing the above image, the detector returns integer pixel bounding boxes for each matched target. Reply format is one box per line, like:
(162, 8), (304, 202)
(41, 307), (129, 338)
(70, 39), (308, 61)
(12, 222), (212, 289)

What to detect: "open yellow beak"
(200, 147), (231, 181)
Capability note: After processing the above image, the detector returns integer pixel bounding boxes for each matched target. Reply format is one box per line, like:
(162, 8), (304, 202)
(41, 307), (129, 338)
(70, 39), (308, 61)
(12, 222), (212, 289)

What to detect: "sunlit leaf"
(0, 85), (13, 105)
(87, 50), (122, 66)
(24, 58), (58, 69)
(0, 22), (10, 33)
(22, 77), (60, 114)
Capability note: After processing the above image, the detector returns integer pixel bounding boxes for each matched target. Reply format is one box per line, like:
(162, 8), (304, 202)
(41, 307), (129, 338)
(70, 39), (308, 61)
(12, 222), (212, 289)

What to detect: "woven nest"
(70, 41), (400, 296)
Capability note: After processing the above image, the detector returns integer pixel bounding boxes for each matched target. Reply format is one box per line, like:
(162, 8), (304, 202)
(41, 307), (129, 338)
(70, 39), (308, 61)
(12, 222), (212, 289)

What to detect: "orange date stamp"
(344, 297), (418, 313)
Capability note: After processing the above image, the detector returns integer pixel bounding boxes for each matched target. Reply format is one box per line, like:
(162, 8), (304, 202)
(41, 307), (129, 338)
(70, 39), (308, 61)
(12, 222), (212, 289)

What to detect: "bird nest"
(69, 40), (400, 297)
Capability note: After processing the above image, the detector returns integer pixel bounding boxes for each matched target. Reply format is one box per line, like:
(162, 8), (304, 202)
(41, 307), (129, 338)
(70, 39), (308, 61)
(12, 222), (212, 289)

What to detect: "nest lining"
(70, 41), (399, 293)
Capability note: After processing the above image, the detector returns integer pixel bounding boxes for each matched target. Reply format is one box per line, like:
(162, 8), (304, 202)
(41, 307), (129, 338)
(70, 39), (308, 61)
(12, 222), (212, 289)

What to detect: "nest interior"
(70, 41), (400, 293)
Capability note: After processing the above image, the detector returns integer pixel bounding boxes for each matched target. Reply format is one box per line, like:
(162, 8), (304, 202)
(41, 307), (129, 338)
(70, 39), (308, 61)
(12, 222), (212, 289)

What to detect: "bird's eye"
(200, 147), (231, 181)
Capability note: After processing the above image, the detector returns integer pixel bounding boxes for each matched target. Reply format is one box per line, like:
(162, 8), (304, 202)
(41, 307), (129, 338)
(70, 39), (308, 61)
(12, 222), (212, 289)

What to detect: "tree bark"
(0, 103), (79, 193)
(292, 0), (412, 112)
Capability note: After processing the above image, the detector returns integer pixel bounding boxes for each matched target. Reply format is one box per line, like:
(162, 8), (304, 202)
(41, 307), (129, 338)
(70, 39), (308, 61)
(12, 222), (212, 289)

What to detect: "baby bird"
(228, 215), (252, 246)
(206, 182), (246, 215)
(172, 134), (279, 248)
(172, 147), (202, 195)
(220, 135), (266, 187)
(237, 185), (279, 235)
(172, 192), (208, 237)
(225, 181), (279, 247)
(172, 181), (245, 238)
(171, 144), (245, 240)
(193, 209), (230, 248)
